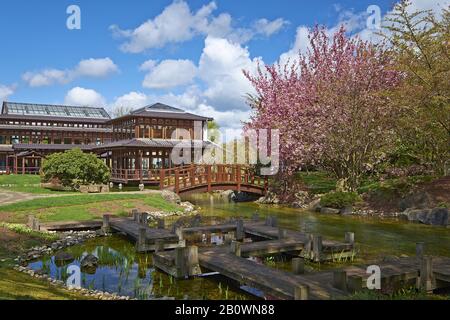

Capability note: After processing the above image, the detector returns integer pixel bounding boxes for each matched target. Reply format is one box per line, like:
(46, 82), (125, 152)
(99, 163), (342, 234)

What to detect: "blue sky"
(0, 0), (447, 131)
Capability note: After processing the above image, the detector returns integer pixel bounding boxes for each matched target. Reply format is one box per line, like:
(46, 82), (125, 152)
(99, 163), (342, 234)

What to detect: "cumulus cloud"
(110, 0), (288, 53)
(198, 37), (260, 111)
(113, 91), (149, 109)
(22, 58), (119, 87)
(0, 84), (15, 101)
(64, 87), (106, 106)
(141, 59), (197, 89)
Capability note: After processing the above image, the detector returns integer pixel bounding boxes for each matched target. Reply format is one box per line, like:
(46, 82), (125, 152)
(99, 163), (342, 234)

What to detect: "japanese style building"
(0, 101), (213, 183)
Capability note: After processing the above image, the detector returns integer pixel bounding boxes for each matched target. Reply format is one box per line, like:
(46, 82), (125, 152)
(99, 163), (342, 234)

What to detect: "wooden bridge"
(111, 164), (268, 195)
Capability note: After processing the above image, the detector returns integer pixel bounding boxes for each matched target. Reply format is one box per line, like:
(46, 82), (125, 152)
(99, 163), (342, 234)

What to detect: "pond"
(28, 193), (450, 300)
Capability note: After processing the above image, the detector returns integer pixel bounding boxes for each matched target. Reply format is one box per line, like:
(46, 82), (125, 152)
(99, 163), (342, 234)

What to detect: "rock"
(307, 198), (322, 212)
(255, 191), (280, 205)
(400, 208), (430, 224)
(54, 252), (74, 266)
(400, 207), (448, 226)
(320, 207), (341, 215)
(340, 206), (353, 215)
(139, 184), (145, 191)
(80, 254), (99, 268)
(399, 192), (433, 211)
(161, 190), (181, 204)
(428, 208), (449, 226)
(220, 190), (235, 201)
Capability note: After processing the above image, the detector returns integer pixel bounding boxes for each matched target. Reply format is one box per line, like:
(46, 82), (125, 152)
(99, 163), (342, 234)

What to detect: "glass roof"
(2, 102), (110, 119)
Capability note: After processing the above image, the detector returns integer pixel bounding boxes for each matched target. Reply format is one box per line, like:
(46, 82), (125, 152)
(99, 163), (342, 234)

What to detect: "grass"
(0, 193), (178, 213)
(0, 174), (71, 194)
(348, 288), (450, 300)
(0, 193), (181, 224)
(295, 171), (337, 195)
(0, 268), (93, 300)
(0, 223), (59, 241)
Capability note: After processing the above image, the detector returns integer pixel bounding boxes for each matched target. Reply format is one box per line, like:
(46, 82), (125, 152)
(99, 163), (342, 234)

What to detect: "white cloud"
(141, 59), (197, 89)
(113, 91), (149, 108)
(253, 18), (289, 37)
(22, 58), (119, 87)
(111, 0), (288, 53)
(198, 37), (261, 111)
(0, 84), (15, 101)
(75, 58), (119, 78)
(23, 69), (68, 87)
(64, 87), (106, 106)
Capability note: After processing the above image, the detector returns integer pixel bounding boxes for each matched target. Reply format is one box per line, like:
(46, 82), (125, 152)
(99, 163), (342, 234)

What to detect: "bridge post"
(175, 169), (180, 194)
(132, 209), (139, 222)
(136, 227), (147, 252)
(312, 235), (323, 262)
(175, 247), (187, 278)
(230, 241), (241, 257)
(207, 165), (212, 192)
(345, 232), (355, 245)
(332, 270), (348, 292)
(186, 246), (199, 276)
(292, 258), (305, 275)
(236, 165), (241, 192)
(175, 227), (184, 241)
(159, 169), (165, 190)
(294, 285), (309, 300)
(236, 219), (244, 241)
(102, 214), (110, 233)
(419, 256), (434, 292)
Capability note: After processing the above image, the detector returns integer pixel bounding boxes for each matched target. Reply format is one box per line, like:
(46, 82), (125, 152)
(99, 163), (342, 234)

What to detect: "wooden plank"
(239, 239), (305, 257)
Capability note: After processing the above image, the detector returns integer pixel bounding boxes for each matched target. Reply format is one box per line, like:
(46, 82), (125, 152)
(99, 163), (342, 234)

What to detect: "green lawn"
(295, 171), (337, 194)
(0, 174), (71, 194)
(0, 193), (181, 223)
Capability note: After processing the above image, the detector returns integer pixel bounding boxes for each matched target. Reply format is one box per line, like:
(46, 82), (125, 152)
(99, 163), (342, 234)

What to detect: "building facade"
(0, 101), (212, 182)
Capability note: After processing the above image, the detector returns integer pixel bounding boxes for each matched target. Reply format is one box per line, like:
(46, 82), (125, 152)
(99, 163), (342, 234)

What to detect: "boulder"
(399, 192), (433, 211)
(400, 207), (448, 226)
(220, 190), (235, 201)
(307, 198), (322, 212)
(320, 207), (341, 215)
(255, 192), (280, 205)
(54, 252), (74, 266)
(340, 206), (353, 216)
(161, 190), (181, 204)
(80, 254), (99, 269)
(428, 208), (449, 226)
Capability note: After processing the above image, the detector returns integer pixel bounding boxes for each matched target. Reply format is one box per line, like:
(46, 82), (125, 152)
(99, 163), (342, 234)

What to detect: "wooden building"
(0, 101), (212, 182)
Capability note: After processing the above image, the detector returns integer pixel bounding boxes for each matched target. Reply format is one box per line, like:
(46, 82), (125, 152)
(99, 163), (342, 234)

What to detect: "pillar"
(291, 258), (305, 275)
(294, 285), (309, 300)
(236, 219), (244, 241)
(137, 227), (146, 252)
(313, 235), (323, 262)
(332, 270), (348, 292)
(230, 241), (241, 257)
(419, 256), (434, 292)
(345, 232), (355, 245)
(102, 214), (111, 233)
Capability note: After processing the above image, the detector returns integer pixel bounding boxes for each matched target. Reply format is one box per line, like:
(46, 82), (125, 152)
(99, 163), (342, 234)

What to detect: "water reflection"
(28, 236), (253, 300)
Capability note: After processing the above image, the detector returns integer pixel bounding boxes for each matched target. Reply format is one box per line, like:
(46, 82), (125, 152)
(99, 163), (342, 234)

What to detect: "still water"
(28, 193), (450, 299)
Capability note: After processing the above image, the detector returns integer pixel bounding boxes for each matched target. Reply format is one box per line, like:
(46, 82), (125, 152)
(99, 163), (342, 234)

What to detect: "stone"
(54, 252), (74, 266)
(220, 190), (235, 201)
(307, 198), (322, 212)
(340, 206), (353, 215)
(80, 254), (99, 269)
(399, 192), (433, 211)
(161, 190), (181, 204)
(139, 184), (145, 191)
(320, 207), (341, 215)
(428, 208), (449, 226)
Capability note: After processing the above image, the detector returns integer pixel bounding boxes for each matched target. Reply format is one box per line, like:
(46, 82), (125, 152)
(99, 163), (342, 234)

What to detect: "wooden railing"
(0, 167), (41, 175)
(160, 164), (268, 194)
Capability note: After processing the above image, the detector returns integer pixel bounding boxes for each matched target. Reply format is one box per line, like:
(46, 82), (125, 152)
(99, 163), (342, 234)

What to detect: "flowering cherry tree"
(244, 26), (402, 190)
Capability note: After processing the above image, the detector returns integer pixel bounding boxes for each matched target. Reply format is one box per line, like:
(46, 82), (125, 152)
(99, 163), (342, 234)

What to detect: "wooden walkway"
(103, 213), (183, 252)
(154, 245), (450, 300)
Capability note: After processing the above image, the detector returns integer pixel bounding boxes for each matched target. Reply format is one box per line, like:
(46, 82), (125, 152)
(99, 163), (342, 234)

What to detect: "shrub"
(42, 148), (110, 188)
(320, 191), (361, 209)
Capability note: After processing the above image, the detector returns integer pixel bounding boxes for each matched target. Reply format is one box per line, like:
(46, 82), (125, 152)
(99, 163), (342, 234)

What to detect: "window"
(11, 136), (19, 144)
(53, 138), (62, 144)
(64, 138), (72, 144)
